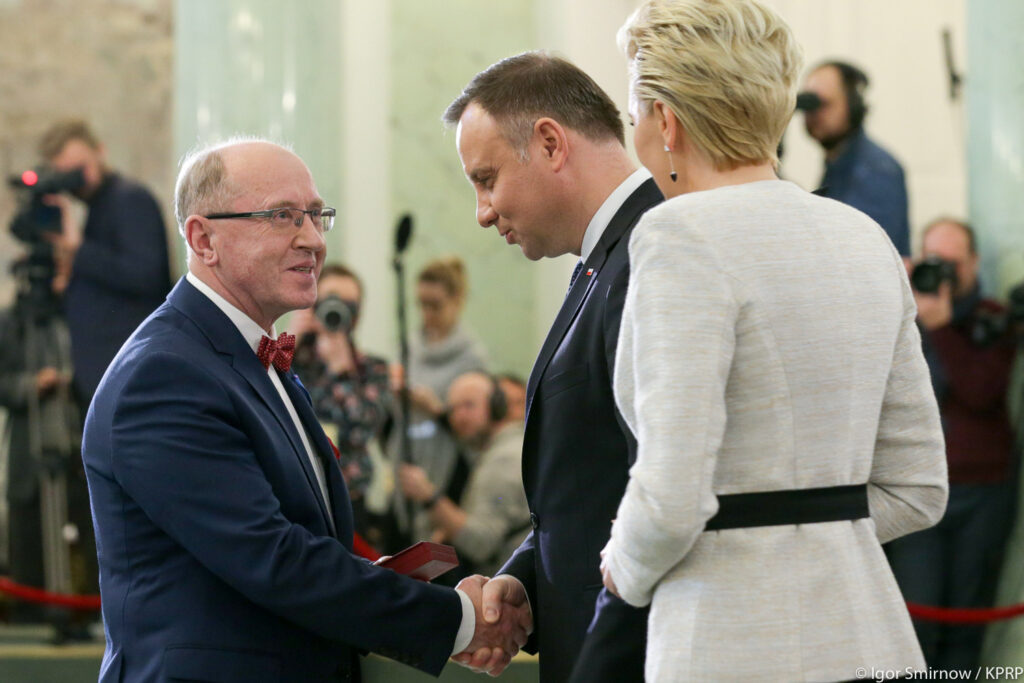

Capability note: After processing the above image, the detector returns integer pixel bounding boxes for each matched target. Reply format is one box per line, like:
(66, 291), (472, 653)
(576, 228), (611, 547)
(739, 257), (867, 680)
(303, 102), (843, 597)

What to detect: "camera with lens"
(8, 167), (85, 245)
(315, 295), (359, 334)
(911, 256), (958, 294)
(7, 167), (85, 320)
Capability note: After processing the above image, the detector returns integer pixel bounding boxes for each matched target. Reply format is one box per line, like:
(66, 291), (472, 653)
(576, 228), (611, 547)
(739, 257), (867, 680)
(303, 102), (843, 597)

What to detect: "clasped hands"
(452, 574), (534, 676)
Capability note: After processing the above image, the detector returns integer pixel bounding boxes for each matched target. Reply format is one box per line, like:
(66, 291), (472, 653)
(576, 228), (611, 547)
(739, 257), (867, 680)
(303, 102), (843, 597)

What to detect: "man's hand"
(41, 194), (81, 292)
(34, 367), (62, 397)
(914, 281), (954, 330)
(316, 329), (355, 374)
(398, 464), (435, 503)
(42, 194), (82, 255)
(453, 575), (532, 676)
(409, 384), (444, 416)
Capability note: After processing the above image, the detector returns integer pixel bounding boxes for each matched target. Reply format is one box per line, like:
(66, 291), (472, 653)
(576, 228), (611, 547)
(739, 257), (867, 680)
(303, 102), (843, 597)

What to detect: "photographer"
(291, 263), (393, 540)
(38, 119), (171, 402)
(801, 61), (910, 255)
(887, 218), (1017, 671)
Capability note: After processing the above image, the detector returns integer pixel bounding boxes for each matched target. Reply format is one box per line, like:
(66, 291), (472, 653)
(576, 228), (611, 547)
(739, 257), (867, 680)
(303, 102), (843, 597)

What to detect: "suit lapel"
(167, 279), (342, 540)
(525, 178), (662, 418)
(279, 372), (352, 543)
(525, 253), (605, 413)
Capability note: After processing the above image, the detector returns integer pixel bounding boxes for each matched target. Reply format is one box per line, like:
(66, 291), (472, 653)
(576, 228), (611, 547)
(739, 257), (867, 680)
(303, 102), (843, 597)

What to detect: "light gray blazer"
(602, 180), (947, 682)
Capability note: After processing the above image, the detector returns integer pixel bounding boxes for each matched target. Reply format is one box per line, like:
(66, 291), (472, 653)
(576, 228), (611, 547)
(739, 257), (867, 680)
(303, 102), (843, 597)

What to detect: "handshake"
(453, 574), (534, 676)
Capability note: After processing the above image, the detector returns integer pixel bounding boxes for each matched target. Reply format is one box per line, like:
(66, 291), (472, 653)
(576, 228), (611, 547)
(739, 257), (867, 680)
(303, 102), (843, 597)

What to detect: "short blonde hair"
(619, 0), (803, 170)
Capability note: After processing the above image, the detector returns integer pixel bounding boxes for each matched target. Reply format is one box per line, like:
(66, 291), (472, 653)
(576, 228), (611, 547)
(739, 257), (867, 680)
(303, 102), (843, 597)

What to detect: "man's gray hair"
(173, 135), (291, 236)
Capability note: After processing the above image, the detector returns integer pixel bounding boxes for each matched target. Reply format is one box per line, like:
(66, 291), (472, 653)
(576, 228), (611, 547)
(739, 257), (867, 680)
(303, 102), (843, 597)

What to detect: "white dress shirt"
(185, 273), (475, 654)
(579, 168), (651, 262)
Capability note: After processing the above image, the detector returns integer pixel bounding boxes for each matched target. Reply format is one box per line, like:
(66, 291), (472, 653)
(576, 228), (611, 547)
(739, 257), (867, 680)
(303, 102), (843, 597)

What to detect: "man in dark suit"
(443, 52), (663, 682)
(39, 118), (173, 402)
(82, 139), (529, 682)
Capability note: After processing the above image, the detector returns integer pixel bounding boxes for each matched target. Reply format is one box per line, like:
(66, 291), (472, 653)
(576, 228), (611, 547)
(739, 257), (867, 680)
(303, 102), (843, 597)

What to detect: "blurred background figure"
(399, 371), (529, 577)
(407, 256), (489, 417)
(290, 264), (393, 545)
(0, 256), (96, 637)
(496, 373), (527, 423)
(388, 256), (489, 550)
(36, 119), (172, 402)
(801, 61), (911, 256)
(888, 218), (1018, 671)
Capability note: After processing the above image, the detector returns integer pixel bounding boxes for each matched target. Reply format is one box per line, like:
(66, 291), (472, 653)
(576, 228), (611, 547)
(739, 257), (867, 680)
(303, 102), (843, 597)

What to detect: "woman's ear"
(653, 100), (680, 151)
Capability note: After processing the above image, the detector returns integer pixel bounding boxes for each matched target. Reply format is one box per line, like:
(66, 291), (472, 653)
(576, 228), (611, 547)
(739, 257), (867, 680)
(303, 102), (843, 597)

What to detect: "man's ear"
(185, 215), (219, 266)
(533, 117), (569, 172)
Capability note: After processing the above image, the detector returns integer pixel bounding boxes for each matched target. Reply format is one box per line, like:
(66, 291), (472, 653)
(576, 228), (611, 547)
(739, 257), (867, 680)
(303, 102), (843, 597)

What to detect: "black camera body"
(911, 256), (958, 294)
(315, 295), (359, 334)
(8, 167), (85, 244)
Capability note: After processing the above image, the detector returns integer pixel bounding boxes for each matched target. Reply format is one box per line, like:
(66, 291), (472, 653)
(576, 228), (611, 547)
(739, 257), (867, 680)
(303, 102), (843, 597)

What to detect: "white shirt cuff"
(452, 589), (476, 655)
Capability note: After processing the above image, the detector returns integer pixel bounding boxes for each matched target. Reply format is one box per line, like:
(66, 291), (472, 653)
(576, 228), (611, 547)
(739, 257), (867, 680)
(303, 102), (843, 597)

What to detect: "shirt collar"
(186, 271), (275, 354)
(580, 168), (651, 263)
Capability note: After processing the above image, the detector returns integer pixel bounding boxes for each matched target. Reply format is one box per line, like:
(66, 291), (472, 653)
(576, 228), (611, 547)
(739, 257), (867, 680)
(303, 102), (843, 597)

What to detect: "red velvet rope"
(0, 577), (100, 611)
(0, 534), (382, 612)
(0, 575), (1017, 623)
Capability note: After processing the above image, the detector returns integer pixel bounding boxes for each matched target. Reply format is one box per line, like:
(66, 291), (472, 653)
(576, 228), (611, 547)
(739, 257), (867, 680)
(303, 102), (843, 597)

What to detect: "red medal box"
(379, 542), (459, 582)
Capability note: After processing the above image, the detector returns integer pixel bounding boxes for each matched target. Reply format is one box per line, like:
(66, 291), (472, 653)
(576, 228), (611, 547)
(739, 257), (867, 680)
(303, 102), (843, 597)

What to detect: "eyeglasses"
(204, 206), (336, 232)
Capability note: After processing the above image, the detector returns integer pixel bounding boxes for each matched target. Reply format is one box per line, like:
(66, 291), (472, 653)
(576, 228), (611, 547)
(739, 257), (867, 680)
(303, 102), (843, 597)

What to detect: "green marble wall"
(973, 0), (1024, 670)
(390, 0), (539, 378)
(965, 0), (1024, 298)
(174, 0), (344, 259)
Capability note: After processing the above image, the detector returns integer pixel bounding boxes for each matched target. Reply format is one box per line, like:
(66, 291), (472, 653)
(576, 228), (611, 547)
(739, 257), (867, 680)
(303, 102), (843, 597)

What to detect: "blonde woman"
(599, 1), (947, 680)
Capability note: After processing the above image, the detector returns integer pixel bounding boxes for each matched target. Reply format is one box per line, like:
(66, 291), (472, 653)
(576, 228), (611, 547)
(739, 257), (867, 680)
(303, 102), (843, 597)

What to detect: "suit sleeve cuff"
(452, 589), (476, 655)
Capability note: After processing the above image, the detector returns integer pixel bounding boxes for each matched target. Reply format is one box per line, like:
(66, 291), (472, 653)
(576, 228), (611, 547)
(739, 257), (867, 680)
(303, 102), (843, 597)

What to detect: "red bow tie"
(257, 332), (296, 372)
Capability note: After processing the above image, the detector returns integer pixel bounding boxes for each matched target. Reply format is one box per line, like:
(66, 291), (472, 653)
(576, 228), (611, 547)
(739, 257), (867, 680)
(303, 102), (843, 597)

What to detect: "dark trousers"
(886, 481), (1014, 671)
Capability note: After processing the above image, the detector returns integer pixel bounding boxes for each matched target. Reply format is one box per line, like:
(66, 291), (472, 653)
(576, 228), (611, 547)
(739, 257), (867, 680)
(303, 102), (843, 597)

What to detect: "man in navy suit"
(443, 53), (663, 682)
(82, 139), (529, 682)
(39, 119), (172, 402)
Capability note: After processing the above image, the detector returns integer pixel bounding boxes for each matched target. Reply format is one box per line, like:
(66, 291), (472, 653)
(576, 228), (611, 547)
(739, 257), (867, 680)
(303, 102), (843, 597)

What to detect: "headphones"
(486, 374), (508, 423)
(824, 60), (869, 132)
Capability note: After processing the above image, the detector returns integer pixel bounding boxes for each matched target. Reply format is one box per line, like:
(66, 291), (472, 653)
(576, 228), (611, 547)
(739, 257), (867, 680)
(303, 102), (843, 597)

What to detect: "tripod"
(8, 262), (83, 634)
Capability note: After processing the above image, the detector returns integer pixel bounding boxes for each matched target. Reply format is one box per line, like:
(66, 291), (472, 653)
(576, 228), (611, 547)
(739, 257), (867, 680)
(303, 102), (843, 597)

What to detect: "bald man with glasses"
(82, 139), (530, 682)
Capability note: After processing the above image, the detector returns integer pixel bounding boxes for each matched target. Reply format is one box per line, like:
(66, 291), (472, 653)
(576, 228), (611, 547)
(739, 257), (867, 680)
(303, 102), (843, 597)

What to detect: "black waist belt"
(704, 484), (869, 531)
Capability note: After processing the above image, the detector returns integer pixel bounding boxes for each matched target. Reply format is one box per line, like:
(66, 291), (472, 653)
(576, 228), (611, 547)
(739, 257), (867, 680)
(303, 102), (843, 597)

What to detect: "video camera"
(7, 167), (85, 321)
(315, 295), (360, 334)
(7, 167), (84, 245)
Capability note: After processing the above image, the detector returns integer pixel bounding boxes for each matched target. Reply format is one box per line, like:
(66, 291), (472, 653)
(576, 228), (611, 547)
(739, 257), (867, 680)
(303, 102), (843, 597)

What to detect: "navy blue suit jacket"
(499, 179), (663, 683)
(83, 279), (462, 682)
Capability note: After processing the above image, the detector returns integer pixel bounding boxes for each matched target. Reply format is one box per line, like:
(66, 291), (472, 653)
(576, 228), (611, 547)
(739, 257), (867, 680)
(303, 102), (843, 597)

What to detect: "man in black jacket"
(39, 119), (172, 402)
(443, 52), (663, 682)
